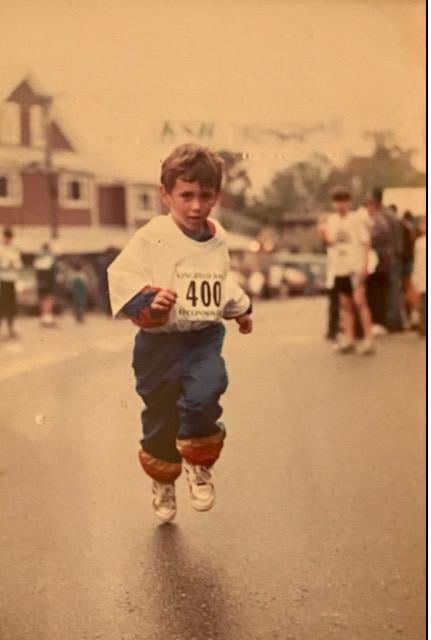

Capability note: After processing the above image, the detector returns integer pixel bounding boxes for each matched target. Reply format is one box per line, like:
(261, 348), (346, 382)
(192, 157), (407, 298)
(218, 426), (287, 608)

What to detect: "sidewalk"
(0, 312), (135, 381)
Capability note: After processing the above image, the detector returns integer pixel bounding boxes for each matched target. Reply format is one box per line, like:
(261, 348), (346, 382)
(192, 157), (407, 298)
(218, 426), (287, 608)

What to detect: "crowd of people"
(319, 186), (426, 355)
(0, 187), (427, 348)
(0, 226), (91, 339)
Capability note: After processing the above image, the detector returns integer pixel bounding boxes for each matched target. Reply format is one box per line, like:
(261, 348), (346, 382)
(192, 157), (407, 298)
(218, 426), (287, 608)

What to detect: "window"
(129, 185), (159, 226)
(30, 105), (45, 148)
(0, 177), (7, 198)
(59, 174), (92, 209)
(67, 180), (83, 201)
(0, 171), (23, 206)
(0, 102), (21, 146)
(137, 191), (152, 211)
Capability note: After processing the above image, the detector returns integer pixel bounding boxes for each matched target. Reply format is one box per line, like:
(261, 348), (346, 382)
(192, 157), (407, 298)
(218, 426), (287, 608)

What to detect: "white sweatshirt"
(413, 235), (426, 294)
(108, 214), (251, 332)
(0, 243), (22, 283)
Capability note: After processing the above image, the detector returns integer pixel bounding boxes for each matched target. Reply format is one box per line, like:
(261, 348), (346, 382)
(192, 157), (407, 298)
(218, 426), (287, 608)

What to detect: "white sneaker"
(372, 324), (388, 337)
(183, 462), (215, 512)
(152, 481), (176, 524)
(41, 313), (56, 328)
(358, 339), (376, 356)
(334, 340), (356, 354)
(410, 310), (420, 329)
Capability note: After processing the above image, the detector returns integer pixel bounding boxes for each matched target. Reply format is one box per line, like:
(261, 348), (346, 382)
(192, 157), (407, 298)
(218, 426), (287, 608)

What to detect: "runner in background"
(0, 227), (22, 340)
(325, 186), (374, 355)
(34, 243), (58, 328)
(70, 261), (89, 323)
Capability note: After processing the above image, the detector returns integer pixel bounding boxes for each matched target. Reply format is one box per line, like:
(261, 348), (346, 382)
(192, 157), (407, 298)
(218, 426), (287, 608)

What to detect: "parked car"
(273, 251), (328, 295)
(282, 266), (308, 294)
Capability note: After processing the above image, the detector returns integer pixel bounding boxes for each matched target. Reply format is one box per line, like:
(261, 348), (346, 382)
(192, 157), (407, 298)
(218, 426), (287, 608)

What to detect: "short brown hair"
(330, 185), (352, 201)
(161, 144), (224, 193)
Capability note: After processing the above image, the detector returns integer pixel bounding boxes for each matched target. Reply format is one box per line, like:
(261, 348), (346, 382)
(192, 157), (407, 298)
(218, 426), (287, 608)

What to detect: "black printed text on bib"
(174, 266), (225, 322)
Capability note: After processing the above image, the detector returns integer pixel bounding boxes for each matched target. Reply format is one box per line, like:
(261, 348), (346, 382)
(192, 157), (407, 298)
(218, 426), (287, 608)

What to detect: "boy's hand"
(150, 289), (177, 315)
(235, 313), (253, 334)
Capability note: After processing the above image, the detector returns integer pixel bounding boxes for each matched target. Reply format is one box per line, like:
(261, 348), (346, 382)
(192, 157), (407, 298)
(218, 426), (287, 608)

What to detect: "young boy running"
(325, 186), (375, 355)
(108, 144), (253, 523)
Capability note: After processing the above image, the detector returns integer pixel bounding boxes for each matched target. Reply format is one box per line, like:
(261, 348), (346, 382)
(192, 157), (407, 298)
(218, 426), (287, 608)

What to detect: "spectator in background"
(364, 189), (393, 335)
(34, 243), (57, 328)
(384, 202), (404, 332)
(0, 226), (22, 339)
(412, 216), (426, 336)
(70, 261), (88, 323)
(401, 210), (418, 328)
(325, 186), (374, 355)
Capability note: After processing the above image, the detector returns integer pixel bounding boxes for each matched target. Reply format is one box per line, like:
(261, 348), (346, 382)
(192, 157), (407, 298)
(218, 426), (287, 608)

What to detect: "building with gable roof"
(0, 76), (161, 253)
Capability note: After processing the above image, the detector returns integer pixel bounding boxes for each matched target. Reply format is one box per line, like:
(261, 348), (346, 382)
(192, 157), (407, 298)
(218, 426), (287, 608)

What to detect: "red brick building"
(0, 77), (161, 251)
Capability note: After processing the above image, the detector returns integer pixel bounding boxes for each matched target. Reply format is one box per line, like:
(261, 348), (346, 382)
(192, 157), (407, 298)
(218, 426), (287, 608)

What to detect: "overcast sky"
(1, 0), (425, 189)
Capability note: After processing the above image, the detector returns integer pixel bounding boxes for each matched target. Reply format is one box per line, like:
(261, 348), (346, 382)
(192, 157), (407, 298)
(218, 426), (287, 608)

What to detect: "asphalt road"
(0, 300), (426, 640)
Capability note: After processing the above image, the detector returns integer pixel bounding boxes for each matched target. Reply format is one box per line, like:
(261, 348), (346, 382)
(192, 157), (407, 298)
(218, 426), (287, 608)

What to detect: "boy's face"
(161, 179), (219, 233)
(331, 197), (350, 215)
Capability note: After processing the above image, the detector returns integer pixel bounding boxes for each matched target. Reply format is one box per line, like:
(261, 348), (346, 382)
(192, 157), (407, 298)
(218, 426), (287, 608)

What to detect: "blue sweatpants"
(132, 323), (228, 481)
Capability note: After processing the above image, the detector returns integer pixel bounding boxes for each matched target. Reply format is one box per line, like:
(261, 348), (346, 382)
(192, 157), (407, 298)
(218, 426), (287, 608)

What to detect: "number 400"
(186, 280), (222, 307)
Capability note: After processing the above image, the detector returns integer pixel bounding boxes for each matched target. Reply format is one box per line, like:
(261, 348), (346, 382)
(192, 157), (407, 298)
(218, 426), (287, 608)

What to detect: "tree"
(248, 130), (425, 219)
(252, 152), (334, 219)
(217, 150), (252, 212)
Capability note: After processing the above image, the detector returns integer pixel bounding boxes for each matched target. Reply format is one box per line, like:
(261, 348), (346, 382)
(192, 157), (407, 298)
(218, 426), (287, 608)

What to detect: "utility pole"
(43, 98), (58, 239)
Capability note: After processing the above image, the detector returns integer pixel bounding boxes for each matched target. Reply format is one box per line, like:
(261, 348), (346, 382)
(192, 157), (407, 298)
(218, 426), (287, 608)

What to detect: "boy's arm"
(121, 287), (170, 329)
(222, 271), (252, 319)
(223, 271), (253, 334)
(121, 287), (177, 329)
(108, 231), (174, 328)
(108, 232), (154, 317)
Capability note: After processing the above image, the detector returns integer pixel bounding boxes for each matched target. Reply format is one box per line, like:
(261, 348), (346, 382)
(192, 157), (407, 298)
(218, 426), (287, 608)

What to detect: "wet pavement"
(0, 299), (426, 639)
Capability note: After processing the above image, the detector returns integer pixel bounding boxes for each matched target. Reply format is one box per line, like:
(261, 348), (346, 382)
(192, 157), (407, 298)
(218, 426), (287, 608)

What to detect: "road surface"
(0, 300), (426, 640)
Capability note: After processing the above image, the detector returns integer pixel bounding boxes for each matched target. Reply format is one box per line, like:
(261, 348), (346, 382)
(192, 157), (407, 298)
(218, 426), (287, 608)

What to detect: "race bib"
(174, 266), (225, 322)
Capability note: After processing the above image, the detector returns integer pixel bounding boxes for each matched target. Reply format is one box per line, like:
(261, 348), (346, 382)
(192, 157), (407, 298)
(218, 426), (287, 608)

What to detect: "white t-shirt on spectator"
(0, 243), (22, 283)
(325, 212), (370, 277)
